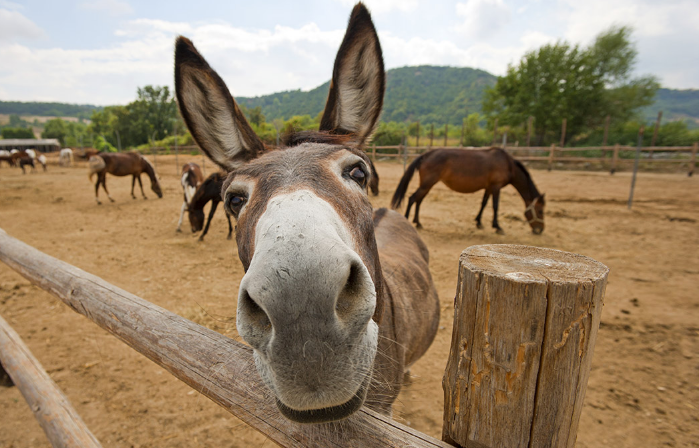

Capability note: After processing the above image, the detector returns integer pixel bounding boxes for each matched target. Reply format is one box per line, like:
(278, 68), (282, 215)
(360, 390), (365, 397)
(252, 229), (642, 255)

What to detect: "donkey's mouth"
(275, 374), (371, 424)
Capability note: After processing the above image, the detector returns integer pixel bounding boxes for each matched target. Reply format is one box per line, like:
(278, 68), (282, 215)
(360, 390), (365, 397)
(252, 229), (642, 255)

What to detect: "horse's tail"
(391, 153), (426, 209)
(88, 155), (105, 181)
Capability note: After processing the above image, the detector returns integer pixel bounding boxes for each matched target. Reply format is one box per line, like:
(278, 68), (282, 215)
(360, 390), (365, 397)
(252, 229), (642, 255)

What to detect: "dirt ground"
(1, 154), (697, 448)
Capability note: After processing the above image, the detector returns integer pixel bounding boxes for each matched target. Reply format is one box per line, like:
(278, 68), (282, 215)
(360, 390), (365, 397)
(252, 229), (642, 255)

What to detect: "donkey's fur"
(174, 3), (439, 423)
(89, 152), (163, 204)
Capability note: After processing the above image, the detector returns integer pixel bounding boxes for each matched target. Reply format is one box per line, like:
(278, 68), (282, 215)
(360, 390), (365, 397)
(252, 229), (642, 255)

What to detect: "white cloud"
(80, 0), (133, 17)
(455, 0), (511, 39)
(334, 0), (419, 14)
(0, 8), (45, 41)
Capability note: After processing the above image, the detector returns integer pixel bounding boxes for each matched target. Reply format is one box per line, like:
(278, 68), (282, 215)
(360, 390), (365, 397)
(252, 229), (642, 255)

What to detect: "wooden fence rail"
(0, 228), (468, 448)
(0, 314), (103, 448)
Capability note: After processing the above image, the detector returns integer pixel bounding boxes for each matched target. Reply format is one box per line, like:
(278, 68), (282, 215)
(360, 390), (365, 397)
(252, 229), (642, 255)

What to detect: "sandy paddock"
(0, 154), (697, 447)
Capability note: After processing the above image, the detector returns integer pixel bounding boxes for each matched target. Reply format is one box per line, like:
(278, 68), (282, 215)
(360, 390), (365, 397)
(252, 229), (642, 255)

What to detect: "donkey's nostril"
(335, 261), (367, 320)
(239, 289), (272, 338)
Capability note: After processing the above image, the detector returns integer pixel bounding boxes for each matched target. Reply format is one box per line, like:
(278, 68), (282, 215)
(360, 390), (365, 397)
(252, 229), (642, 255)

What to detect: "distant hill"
(238, 66), (497, 125)
(2, 72), (698, 127)
(0, 101), (102, 120)
(641, 88), (699, 127)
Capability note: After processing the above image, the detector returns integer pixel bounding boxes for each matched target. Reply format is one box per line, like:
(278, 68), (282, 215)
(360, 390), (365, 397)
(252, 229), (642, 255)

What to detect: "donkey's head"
(175, 3), (385, 423)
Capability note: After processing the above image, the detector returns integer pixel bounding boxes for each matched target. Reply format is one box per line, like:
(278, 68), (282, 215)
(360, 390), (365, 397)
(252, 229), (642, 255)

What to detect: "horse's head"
(175, 3), (385, 423)
(151, 181), (163, 199)
(525, 194), (546, 234)
(187, 205), (205, 233)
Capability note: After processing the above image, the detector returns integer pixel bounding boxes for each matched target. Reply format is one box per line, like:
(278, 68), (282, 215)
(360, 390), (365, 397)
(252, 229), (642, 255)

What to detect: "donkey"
(187, 172), (233, 241)
(176, 162), (204, 233)
(88, 152), (163, 204)
(174, 3), (439, 423)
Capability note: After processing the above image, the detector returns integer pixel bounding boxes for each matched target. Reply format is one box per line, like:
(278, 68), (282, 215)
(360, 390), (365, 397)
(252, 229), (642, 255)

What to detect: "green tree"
(42, 118), (67, 143)
(1, 127), (35, 139)
(483, 26), (659, 145)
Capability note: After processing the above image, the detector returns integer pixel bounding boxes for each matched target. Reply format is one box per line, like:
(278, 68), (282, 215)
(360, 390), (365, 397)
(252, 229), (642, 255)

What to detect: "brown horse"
(10, 151), (35, 174)
(391, 147), (546, 234)
(176, 162), (204, 232)
(175, 3), (439, 423)
(88, 152), (163, 204)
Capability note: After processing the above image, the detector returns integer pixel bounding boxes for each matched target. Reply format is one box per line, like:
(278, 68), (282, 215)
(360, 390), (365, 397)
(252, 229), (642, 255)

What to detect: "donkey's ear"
(319, 3), (385, 144)
(175, 36), (264, 171)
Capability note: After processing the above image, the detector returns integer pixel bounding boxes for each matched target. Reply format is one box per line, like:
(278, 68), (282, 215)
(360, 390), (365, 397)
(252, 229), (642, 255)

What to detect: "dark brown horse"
(88, 152), (163, 204)
(177, 162), (204, 232)
(391, 147), (546, 234)
(174, 3), (439, 423)
(187, 172), (233, 241)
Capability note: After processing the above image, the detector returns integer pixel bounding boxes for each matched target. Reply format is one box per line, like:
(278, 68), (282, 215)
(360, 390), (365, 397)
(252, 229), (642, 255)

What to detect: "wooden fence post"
(611, 143), (619, 174)
(444, 124), (448, 147)
(372, 143), (376, 162)
(0, 314), (103, 448)
(492, 118), (498, 145)
(443, 245), (608, 448)
(548, 143), (556, 171)
(650, 111), (662, 155)
(689, 142), (697, 177)
(526, 116), (533, 147)
(416, 121), (420, 147)
(560, 118), (567, 147)
(430, 123), (434, 148)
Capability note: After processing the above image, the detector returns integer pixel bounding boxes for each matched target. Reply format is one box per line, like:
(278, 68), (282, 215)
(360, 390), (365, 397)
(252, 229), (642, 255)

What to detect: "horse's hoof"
(415, 223), (423, 229)
(176, 228), (182, 233)
(108, 198), (115, 203)
(143, 197), (148, 200)
(227, 235), (232, 240)
(495, 228), (505, 235)
(198, 237), (204, 242)
(476, 223), (484, 229)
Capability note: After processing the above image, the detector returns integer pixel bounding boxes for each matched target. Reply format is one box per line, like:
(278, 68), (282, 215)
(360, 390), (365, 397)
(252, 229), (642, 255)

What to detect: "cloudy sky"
(1, 0), (697, 105)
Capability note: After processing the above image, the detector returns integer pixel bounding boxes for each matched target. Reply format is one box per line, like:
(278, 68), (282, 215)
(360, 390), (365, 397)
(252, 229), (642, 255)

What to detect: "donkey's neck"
(511, 164), (539, 205)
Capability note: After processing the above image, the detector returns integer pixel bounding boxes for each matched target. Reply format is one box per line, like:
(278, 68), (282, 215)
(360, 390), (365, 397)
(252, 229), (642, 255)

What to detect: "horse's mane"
(513, 159), (540, 198)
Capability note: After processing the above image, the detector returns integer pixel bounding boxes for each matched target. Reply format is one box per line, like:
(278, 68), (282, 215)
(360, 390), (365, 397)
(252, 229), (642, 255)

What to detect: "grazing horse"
(176, 162), (204, 233)
(187, 172), (233, 241)
(37, 154), (47, 172)
(88, 152), (163, 204)
(59, 148), (74, 167)
(391, 147), (546, 234)
(0, 150), (15, 167)
(174, 3), (439, 423)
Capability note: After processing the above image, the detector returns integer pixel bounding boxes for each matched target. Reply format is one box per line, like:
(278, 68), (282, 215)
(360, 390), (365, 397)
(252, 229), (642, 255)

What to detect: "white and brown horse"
(175, 3), (439, 423)
(88, 152), (163, 204)
(176, 162), (204, 232)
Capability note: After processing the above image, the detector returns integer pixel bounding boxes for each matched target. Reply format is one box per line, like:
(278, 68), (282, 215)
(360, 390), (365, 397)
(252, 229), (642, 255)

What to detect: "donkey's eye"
(227, 194), (247, 216)
(348, 166), (367, 187)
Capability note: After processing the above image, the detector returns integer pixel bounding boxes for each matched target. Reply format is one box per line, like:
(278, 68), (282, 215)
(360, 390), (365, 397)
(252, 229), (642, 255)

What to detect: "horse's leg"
(226, 213), (233, 240)
(137, 175), (147, 199)
(475, 191), (490, 229)
(199, 201), (219, 242)
(410, 184), (436, 229)
(94, 176), (101, 205)
(492, 189), (504, 234)
(176, 201), (187, 232)
(131, 176), (137, 199)
(101, 174), (115, 202)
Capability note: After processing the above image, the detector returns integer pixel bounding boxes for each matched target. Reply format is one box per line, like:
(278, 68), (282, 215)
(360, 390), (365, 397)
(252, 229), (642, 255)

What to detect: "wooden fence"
(0, 229), (609, 448)
(366, 143), (698, 175)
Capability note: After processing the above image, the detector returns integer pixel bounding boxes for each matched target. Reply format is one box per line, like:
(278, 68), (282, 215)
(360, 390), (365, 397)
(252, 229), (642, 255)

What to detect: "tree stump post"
(443, 245), (608, 448)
